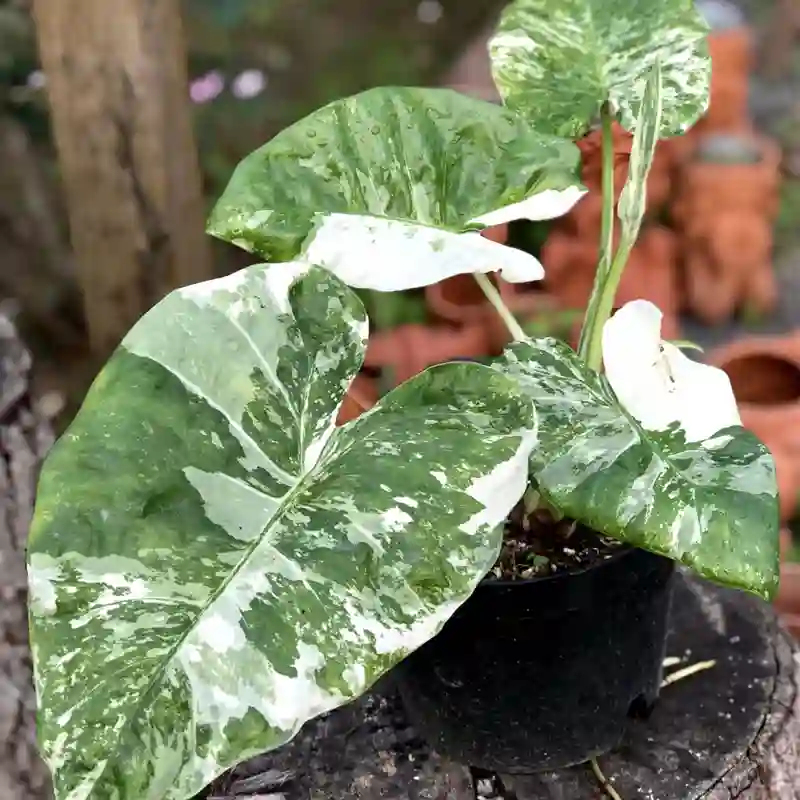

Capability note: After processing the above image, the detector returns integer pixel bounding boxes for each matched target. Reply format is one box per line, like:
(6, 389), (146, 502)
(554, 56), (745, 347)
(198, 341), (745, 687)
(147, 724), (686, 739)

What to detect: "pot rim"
(480, 542), (651, 588)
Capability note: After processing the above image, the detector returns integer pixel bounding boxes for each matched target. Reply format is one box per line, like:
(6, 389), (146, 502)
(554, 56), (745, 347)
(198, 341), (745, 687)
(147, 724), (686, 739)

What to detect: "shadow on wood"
(205, 574), (800, 799)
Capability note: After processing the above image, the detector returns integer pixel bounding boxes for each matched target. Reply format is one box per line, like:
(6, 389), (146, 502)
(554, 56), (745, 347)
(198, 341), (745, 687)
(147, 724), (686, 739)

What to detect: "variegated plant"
(29, 2), (778, 799)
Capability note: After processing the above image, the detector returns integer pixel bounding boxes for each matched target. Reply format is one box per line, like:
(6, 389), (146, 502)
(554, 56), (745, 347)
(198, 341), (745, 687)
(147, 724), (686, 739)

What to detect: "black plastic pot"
(393, 546), (675, 773)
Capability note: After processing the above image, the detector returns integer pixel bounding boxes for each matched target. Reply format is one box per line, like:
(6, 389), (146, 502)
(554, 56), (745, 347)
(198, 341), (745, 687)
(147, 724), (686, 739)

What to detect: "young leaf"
(490, 0), (710, 138)
(207, 86), (584, 290)
(667, 339), (704, 353)
(603, 301), (739, 444)
(617, 62), (663, 243)
(28, 261), (538, 800)
(494, 337), (779, 601)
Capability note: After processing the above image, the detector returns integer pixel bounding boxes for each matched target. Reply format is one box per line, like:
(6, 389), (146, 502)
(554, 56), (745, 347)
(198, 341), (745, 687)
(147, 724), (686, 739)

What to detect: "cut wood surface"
(205, 574), (800, 799)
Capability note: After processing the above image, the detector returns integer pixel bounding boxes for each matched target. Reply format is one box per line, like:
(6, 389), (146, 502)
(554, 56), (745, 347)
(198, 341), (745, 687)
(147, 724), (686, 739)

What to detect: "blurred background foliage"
(0, 0), (506, 202)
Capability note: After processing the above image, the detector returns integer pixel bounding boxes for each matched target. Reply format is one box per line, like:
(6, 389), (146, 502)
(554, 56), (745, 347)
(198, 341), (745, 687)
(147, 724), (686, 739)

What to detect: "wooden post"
(30, 0), (213, 358)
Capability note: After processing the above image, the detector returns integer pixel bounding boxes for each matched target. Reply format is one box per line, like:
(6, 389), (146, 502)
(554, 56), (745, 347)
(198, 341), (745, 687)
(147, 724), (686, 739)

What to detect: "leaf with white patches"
(490, 0), (710, 138)
(28, 261), (538, 800)
(617, 62), (663, 243)
(207, 86), (584, 289)
(494, 337), (779, 600)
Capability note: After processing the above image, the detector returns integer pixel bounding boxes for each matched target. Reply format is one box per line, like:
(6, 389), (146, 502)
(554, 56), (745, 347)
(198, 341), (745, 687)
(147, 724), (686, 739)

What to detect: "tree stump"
(0, 312), (54, 799)
(205, 573), (800, 800)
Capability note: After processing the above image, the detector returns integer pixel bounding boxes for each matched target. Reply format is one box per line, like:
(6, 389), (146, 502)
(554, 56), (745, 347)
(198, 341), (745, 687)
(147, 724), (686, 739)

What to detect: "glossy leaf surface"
(490, 0), (710, 138)
(495, 337), (779, 600)
(28, 261), (538, 799)
(207, 86), (582, 288)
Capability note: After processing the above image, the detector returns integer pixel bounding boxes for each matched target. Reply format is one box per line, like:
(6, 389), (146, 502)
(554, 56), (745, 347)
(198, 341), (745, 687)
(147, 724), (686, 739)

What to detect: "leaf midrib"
(81, 384), (338, 798)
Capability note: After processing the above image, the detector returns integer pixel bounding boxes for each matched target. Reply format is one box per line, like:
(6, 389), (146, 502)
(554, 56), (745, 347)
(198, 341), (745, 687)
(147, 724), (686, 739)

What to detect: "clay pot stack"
(707, 335), (800, 635)
(709, 335), (800, 524)
(670, 22), (782, 325)
(535, 18), (784, 332)
(538, 122), (683, 344)
(337, 224), (521, 426)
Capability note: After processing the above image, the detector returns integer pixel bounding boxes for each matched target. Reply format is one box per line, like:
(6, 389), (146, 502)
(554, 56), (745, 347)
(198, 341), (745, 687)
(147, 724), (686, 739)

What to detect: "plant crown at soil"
(27, 2), (779, 799)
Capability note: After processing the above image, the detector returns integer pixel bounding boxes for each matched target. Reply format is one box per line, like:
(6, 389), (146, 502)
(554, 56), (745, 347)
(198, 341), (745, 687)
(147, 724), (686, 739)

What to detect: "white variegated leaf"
(28, 261), (538, 800)
(207, 86), (583, 290)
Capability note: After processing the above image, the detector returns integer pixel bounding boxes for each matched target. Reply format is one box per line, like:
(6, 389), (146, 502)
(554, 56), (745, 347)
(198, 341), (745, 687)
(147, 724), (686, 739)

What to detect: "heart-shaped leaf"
(207, 86), (583, 289)
(490, 0), (710, 138)
(494, 337), (779, 600)
(28, 261), (538, 800)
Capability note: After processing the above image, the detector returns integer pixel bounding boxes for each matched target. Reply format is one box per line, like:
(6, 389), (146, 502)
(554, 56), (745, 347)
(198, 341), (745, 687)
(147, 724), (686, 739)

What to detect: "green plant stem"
(577, 104), (622, 370)
(473, 273), (526, 342)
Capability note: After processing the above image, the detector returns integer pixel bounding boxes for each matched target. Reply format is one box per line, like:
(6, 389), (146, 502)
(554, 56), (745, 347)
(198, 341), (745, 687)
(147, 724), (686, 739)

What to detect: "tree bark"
(0, 313), (54, 799)
(30, 0), (213, 358)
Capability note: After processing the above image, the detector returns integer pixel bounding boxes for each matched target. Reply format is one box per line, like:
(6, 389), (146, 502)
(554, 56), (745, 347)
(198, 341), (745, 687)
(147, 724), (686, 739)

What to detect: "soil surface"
(489, 498), (623, 580)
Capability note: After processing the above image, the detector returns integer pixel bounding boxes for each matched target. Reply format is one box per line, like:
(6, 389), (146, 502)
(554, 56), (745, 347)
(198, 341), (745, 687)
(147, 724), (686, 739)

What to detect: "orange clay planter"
(709, 335), (800, 463)
(425, 275), (552, 353)
(364, 322), (491, 388)
(542, 225), (679, 327)
(672, 133), (781, 324)
(673, 134), (782, 228)
(577, 121), (633, 200)
(618, 227), (680, 317)
(336, 374), (380, 426)
(682, 209), (776, 324)
(576, 125), (673, 213)
(774, 448), (800, 522)
(775, 526), (800, 639)
(694, 27), (753, 136)
(424, 222), (544, 352)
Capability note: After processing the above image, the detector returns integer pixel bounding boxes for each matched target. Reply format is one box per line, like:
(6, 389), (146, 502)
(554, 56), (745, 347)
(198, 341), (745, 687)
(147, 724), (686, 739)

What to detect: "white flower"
(602, 300), (741, 443)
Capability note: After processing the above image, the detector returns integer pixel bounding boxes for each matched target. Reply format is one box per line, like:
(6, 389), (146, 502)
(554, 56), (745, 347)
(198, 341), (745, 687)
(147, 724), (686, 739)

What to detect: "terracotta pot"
(425, 275), (551, 353)
(561, 192), (604, 240)
(781, 526), (793, 559)
(576, 125), (673, 213)
(577, 122), (633, 200)
(620, 227), (680, 316)
(774, 448), (800, 522)
(336, 374), (379, 426)
(673, 134), (782, 230)
(481, 223), (509, 244)
(681, 209), (776, 325)
(364, 322), (491, 387)
(695, 27), (753, 135)
(672, 133), (781, 324)
(682, 251), (741, 325)
(709, 335), (800, 458)
(776, 524), (800, 638)
(544, 225), (679, 329)
(775, 558), (800, 639)
(646, 148), (674, 212)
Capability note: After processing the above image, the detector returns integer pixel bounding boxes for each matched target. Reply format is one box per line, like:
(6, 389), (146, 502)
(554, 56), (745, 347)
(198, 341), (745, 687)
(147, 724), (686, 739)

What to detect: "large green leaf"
(28, 261), (538, 800)
(495, 337), (779, 600)
(490, 0), (711, 138)
(207, 86), (583, 290)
